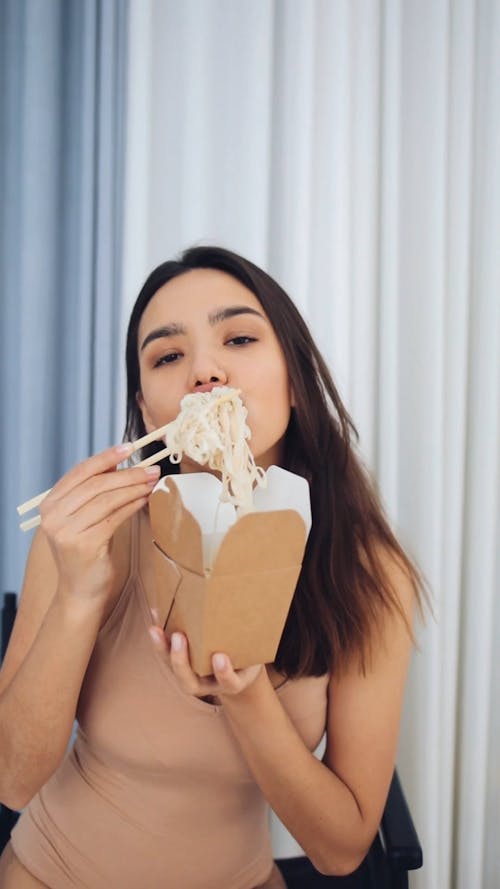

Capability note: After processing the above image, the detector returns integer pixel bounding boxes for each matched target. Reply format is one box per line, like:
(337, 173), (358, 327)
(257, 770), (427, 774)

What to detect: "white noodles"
(162, 386), (266, 513)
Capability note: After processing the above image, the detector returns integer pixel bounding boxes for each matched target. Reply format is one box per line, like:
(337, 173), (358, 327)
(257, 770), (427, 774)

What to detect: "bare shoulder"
(359, 539), (419, 649)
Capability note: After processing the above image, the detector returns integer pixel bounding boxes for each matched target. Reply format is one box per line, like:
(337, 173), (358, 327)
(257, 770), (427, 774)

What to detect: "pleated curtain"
(0, 0), (128, 590)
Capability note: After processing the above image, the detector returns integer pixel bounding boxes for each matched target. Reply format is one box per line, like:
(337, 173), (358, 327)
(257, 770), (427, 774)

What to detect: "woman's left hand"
(148, 621), (263, 697)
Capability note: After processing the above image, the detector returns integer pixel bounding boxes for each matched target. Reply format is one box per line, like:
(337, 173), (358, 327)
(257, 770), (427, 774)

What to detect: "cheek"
(246, 369), (292, 431)
(267, 355), (290, 397)
(138, 376), (182, 431)
(268, 359), (292, 408)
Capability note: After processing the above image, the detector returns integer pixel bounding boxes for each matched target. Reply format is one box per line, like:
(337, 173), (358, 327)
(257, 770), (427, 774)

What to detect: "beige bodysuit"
(10, 511), (329, 889)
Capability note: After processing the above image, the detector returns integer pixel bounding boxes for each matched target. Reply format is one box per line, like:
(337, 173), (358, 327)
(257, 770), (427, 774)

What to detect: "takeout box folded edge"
(149, 472), (310, 675)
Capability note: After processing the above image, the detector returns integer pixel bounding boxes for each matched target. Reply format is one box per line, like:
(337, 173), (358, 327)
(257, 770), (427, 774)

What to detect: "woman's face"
(137, 268), (293, 472)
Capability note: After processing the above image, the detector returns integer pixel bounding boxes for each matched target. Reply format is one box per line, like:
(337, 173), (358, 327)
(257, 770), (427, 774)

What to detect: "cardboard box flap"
(158, 471), (238, 536)
(150, 466), (311, 576)
(160, 466), (311, 535)
(253, 465), (311, 533)
(211, 509), (306, 576)
(149, 467), (311, 674)
(149, 480), (204, 575)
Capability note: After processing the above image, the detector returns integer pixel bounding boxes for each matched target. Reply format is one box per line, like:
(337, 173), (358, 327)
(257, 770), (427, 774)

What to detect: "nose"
(189, 351), (228, 392)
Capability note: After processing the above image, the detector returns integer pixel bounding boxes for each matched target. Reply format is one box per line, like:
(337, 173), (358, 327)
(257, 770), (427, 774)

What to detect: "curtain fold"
(0, 0), (128, 593)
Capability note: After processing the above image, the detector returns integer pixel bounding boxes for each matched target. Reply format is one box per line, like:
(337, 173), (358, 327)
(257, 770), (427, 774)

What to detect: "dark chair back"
(1, 592), (21, 851)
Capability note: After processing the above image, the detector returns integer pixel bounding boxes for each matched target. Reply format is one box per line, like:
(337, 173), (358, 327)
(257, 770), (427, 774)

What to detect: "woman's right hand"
(39, 444), (160, 608)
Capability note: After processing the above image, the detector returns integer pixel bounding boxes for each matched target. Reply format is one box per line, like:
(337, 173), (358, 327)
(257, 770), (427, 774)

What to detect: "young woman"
(0, 246), (426, 888)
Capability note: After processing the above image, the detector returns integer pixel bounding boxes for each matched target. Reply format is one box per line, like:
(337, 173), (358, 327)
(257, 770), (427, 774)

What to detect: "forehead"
(138, 268), (264, 332)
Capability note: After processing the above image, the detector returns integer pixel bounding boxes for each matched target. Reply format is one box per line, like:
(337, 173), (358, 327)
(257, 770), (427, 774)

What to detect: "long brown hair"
(125, 246), (428, 678)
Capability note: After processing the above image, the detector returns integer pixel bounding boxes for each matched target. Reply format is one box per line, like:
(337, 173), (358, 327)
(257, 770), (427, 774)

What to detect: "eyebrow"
(140, 305), (265, 352)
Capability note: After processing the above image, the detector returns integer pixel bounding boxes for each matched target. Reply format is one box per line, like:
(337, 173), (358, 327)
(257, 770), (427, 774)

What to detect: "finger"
(44, 464), (161, 520)
(45, 443), (135, 505)
(57, 477), (159, 535)
(149, 628), (210, 691)
(211, 656), (263, 696)
(169, 633), (207, 695)
(85, 493), (151, 542)
(211, 653), (240, 693)
(45, 492), (151, 554)
(148, 625), (169, 655)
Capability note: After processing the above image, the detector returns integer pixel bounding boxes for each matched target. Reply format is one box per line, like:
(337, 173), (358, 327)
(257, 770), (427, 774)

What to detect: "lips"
(192, 382), (223, 394)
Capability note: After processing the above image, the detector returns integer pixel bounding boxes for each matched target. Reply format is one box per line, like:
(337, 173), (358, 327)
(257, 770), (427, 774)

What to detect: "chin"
(179, 457), (220, 477)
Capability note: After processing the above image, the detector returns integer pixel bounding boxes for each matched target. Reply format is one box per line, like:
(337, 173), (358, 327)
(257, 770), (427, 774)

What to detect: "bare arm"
(157, 548), (416, 876)
(0, 445), (160, 809)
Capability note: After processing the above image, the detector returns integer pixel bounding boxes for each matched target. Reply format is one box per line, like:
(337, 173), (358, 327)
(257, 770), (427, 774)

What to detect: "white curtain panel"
(120, 2), (500, 887)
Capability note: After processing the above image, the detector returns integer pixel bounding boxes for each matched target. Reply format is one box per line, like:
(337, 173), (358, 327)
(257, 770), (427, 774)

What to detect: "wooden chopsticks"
(16, 424), (172, 532)
(17, 389), (239, 532)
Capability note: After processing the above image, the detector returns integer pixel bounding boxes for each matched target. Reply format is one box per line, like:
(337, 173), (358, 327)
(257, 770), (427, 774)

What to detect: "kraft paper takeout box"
(149, 467), (311, 676)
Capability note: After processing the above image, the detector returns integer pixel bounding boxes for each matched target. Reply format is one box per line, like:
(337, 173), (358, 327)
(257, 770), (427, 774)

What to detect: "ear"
(136, 391), (155, 434)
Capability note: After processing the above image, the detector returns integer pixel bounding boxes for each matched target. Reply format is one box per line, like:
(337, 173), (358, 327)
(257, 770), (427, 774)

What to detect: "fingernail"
(145, 466), (161, 476)
(212, 653), (226, 671)
(171, 633), (183, 652)
(116, 443), (134, 455)
(148, 628), (162, 646)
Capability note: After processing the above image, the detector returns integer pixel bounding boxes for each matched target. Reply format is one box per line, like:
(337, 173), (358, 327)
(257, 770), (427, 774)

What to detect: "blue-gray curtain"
(0, 0), (129, 593)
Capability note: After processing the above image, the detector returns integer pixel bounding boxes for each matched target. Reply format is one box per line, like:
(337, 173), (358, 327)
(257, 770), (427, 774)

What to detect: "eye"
(226, 336), (257, 346)
(153, 351), (182, 367)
